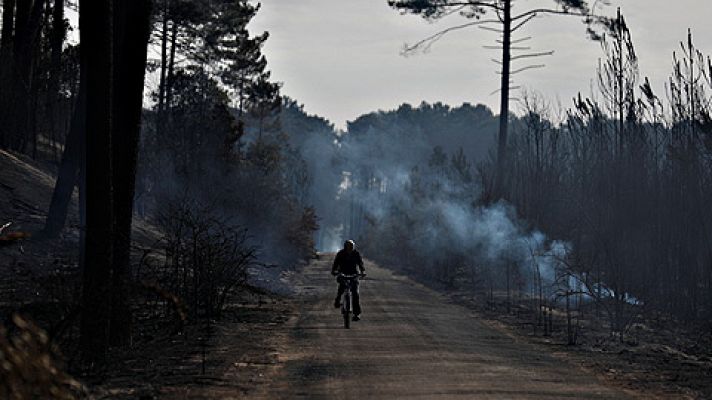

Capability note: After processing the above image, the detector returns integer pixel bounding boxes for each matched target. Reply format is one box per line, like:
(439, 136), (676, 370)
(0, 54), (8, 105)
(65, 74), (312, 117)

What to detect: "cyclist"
(331, 240), (366, 320)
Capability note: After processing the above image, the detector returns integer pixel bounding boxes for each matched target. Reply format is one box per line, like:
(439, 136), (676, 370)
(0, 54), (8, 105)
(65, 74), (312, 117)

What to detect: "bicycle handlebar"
(336, 273), (366, 278)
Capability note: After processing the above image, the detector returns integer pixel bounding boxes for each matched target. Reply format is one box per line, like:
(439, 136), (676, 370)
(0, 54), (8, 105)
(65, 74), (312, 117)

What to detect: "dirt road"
(260, 256), (633, 399)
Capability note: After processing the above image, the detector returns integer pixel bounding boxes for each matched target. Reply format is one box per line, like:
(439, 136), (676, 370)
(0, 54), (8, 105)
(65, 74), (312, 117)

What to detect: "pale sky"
(248, 0), (712, 129)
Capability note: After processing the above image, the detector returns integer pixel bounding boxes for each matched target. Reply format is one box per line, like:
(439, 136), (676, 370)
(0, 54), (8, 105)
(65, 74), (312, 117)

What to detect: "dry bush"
(0, 315), (84, 400)
(143, 200), (258, 320)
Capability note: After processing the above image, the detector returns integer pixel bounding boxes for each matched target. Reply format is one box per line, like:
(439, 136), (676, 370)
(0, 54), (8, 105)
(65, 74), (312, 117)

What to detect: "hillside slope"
(0, 149), (77, 237)
(0, 149), (160, 313)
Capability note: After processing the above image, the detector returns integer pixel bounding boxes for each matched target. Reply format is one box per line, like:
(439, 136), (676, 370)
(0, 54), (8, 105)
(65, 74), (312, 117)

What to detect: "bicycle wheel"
(343, 292), (351, 329)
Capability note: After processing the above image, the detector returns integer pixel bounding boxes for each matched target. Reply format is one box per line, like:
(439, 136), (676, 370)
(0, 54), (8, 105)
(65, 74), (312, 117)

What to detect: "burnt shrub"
(142, 199), (258, 320)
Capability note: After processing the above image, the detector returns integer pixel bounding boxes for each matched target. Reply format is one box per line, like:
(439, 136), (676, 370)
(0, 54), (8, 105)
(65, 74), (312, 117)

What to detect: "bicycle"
(337, 273), (365, 329)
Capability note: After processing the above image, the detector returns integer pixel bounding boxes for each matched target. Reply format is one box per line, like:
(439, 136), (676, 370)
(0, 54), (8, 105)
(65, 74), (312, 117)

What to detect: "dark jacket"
(331, 249), (365, 275)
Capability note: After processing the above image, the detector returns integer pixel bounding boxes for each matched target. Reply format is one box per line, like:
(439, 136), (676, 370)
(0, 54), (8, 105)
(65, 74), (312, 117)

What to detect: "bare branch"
(490, 85), (520, 95)
(497, 36), (532, 45)
(388, 0), (505, 13)
(511, 50), (554, 61)
(402, 19), (501, 55)
(439, 5), (468, 18)
(478, 25), (503, 33)
(511, 14), (537, 33)
(512, 8), (589, 22)
(445, 1), (504, 12)
(511, 64), (546, 74)
(485, 45), (531, 50)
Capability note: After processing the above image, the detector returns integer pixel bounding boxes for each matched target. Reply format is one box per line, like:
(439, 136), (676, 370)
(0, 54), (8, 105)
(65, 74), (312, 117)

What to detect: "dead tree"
(389, 0), (606, 197)
(78, 0), (114, 364)
(78, 0), (153, 361)
(109, 0), (153, 347)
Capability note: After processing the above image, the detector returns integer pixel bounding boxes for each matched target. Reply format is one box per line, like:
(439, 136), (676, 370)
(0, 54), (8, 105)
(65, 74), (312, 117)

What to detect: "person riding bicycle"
(331, 240), (366, 320)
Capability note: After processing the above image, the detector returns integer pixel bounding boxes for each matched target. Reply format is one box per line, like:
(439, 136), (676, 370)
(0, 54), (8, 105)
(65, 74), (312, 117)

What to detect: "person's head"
(343, 240), (355, 253)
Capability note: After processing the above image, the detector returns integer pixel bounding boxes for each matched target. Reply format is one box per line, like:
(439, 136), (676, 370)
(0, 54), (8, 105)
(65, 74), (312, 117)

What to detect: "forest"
(1, 0), (711, 398)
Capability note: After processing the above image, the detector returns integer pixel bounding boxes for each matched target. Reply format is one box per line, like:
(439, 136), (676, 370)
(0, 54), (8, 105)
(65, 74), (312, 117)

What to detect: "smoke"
(287, 102), (572, 294)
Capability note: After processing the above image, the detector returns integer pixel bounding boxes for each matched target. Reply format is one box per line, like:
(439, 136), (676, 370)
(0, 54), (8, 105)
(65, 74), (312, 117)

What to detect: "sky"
(248, 0), (712, 130)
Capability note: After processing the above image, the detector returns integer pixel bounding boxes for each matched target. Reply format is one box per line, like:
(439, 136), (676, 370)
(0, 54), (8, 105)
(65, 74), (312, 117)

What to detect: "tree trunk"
(616, 8), (624, 156)
(157, 0), (168, 113)
(566, 290), (574, 344)
(0, 0), (16, 148)
(47, 0), (65, 160)
(79, 0), (113, 365)
(108, 0), (152, 347)
(495, 0), (512, 199)
(1, 0), (16, 49)
(10, 0), (46, 153)
(164, 19), (178, 110)
(506, 261), (511, 314)
(43, 83), (85, 238)
(6, 0), (30, 151)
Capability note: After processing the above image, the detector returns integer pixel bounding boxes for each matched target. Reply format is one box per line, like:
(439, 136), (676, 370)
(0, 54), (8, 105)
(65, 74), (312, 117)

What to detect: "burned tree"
(109, 0), (153, 347)
(78, 0), (114, 364)
(78, 0), (153, 361)
(388, 0), (606, 197)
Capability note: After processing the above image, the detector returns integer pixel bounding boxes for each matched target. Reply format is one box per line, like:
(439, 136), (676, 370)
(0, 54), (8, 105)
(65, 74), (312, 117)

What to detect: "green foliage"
(347, 101), (499, 163)
(138, 0), (318, 266)
(388, 0), (592, 22)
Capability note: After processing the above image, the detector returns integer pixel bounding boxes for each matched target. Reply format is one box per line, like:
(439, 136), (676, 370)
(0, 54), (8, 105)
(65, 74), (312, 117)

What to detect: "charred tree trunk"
(42, 82), (85, 238)
(566, 290), (574, 345)
(494, 0), (511, 198)
(164, 19), (178, 110)
(506, 261), (511, 314)
(79, 0), (113, 364)
(543, 300), (549, 336)
(108, 0), (152, 347)
(0, 0), (16, 52)
(7, 0), (31, 151)
(0, 0), (17, 148)
(47, 0), (65, 160)
(9, 0), (46, 153)
(157, 0), (168, 114)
